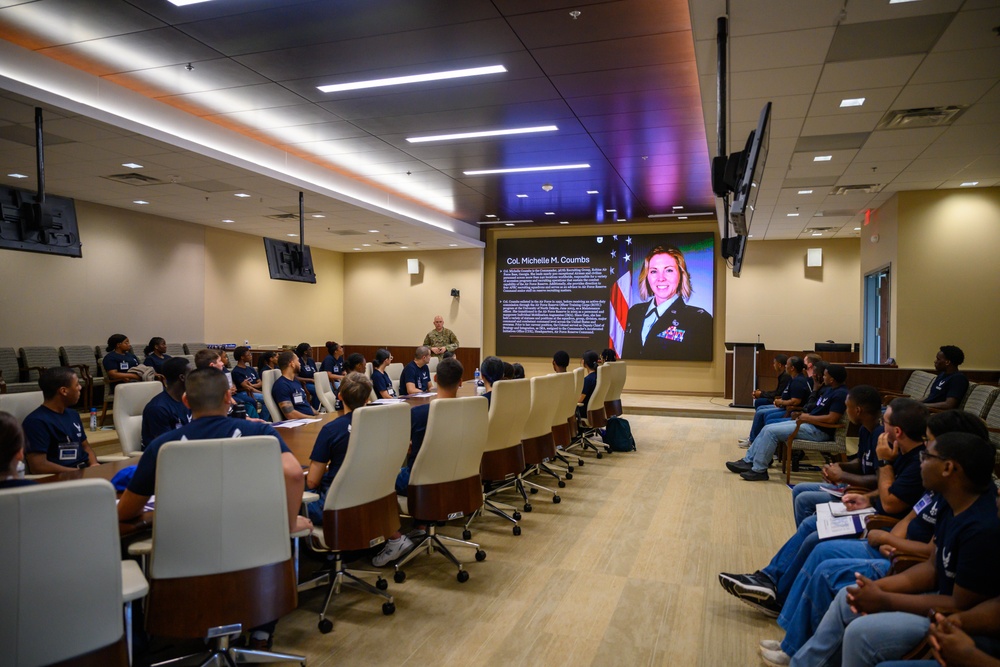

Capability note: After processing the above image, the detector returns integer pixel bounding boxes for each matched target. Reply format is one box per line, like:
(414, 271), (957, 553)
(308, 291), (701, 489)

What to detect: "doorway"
(863, 266), (891, 364)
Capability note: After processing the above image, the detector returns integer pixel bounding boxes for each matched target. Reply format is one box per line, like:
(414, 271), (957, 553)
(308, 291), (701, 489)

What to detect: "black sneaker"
(726, 459), (753, 473)
(718, 572), (776, 600)
(740, 469), (769, 481)
(738, 596), (782, 618)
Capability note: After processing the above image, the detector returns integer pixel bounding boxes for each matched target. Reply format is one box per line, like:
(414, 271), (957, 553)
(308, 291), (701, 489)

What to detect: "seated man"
(141, 356), (193, 449)
(118, 367), (311, 650)
(924, 344), (969, 410)
(905, 596), (1000, 667)
(231, 346), (269, 421)
(305, 372), (372, 527)
(397, 346), (431, 396)
(753, 354), (790, 408)
(22, 367), (98, 473)
(1, 411), (34, 488)
(377, 357), (466, 567)
(788, 431), (1000, 667)
(479, 356), (504, 405)
(423, 315), (459, 359)
(272, 351), (316, 420)
(739, 356), (811, 449)
(718, 397), (928, 615)
(726, 364), (849, 481)
(552, 350), (569, 373)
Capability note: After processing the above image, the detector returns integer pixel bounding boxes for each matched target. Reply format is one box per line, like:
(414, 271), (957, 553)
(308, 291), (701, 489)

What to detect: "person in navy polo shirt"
(319, 341), (346, 390)
(295, 342), (321, 408)
(102, 333), (141, 389)
(479, 356), (504, 407)
(1, 411), (35, 489)
(22, 367), (98, 473)
(142, 337), (171, 374)
(272, 351), (315, 419)
(924, 344), (970, 410)
(371, 348), (396, 400)
(141, 356), (192, 450)
(398, 346), (432, 396)
(231, 346), (269, 420)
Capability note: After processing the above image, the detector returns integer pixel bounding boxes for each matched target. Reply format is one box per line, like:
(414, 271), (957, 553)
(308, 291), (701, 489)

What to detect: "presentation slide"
(496, 232), (714, 361)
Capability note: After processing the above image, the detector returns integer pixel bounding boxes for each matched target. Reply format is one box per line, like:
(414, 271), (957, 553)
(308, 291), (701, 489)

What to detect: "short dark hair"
(939, 345), (964, 367)
(601, 348), (618, 363)
(194, 349), (220, 369)
(0, 411), (26, 473)
(887, 397), (929, 442)
(257, 350), (277, 373)
(927, 409), (989, 441)
(582, 350), (599, 371)
(339, 372), (372, 410)
(415, 346), (430, 359)
(502, 362), (514, 380)
(480, 356), (504, 385)
(436, 358), (464, 388)
(106, 333), (127, 353)
(511, 363), (525, 379)
(787, 356), (806, 374)
(804, 353), (823, 366)
(38, 366), (77, 400)
(233, 346), (250, 362)
(345, 352), (365, 373)
(295, 342), (312, 358)
(847, 385), (881, 416)
(277, 351), (296, 370)
(933, 432), (995, 491)
(162, 357), (190, 385)
(826, 364), (847, 383)
(553, 350), (570, 369)
(184, 368), (230, 411)
(774, 354), (788, 365)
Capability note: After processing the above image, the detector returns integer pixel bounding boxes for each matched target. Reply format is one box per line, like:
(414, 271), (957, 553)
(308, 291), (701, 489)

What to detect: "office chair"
(261, 368), (282, 422)
(113, 381), (165, 457)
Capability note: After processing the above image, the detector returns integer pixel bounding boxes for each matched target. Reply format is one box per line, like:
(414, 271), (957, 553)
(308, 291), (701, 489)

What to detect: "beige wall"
(203, 227), (345, 347)
(484, 221), (728, 394)
(0, 201), (206, 349)
(725, 238), (861, 349)
(342, 249), (484, 348)
(893, 188), (1000, 369)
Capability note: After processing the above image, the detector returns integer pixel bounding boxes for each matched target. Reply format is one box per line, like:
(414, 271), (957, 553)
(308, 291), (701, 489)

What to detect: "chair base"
(463, 496), (522, 537)
(151, 632), (304, 667)
(305, 554), (394, 633)
(394, 525), (485, 583)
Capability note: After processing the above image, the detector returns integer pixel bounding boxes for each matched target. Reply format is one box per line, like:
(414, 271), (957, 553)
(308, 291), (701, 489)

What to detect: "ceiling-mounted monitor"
(729, 101), (771, 236)
(263, 237), (316, 283)
(0, 186), (81, 258)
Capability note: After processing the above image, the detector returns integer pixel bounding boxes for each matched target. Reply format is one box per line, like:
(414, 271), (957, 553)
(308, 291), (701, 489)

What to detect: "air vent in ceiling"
(326, 229), (364, 236)
(876, 106), (966, 130)
(376, 240), (404, 246)
(804, 227), (835, 233)
(102, 172), (163, 186)
(266, 213), (299, 221)
(831, 184), (883, 195)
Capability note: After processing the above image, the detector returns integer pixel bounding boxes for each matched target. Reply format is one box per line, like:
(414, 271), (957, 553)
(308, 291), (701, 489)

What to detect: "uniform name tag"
(120, 361), (130, 370)
(913, 493), (933, 515)
(293, 393), (305, 405)
(659, 326), (686, 342)
(58, 443), (80, 461)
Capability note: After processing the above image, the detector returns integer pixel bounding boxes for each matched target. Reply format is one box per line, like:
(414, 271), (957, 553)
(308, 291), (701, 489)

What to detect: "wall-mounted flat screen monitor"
(729, 101), (771, 236)
(0, 186), (81, 258)
(496, 232), (715, 361)
(263, 237), (316, 283)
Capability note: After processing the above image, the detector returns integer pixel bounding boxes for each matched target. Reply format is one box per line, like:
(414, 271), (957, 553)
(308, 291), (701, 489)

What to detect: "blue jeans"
(749, 405), (783, 441)
(792, 482), (838, 526)
(790, 588), (928, 667)
(744, 422), (831, 473)
(761, 515), (821, 603)
(306, 488), (326, 526)
(754, 397), (774, 408)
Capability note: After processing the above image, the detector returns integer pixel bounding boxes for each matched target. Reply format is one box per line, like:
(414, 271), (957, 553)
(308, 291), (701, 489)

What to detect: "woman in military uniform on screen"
(621, 245), (713, 361)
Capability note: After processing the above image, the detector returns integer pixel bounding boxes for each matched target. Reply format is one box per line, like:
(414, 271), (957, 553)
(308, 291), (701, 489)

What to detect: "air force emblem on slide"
(659, 324), (685, 342)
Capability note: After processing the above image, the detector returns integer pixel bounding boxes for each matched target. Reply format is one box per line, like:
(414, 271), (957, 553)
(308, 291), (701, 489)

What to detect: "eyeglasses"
(919, 450), (948, 463)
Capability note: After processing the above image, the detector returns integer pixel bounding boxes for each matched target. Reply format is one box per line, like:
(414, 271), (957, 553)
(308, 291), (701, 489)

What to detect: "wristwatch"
(878, 459), (891, 468)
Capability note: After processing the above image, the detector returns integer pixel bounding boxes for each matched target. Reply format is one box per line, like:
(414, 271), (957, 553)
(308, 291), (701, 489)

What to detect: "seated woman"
(344, 352), (366, 375)
(102, 334), (142, 388)
(576, 350), (599, 419)
(371, 349), (396, 400)
(601, 348), (618, 364)
(319, 341), (345, 390)
(257, 350), (277, 377)
(511, 362), (525, 379)
(142, 337), (171, 373)
(295, 342), (320, 409)
(1, 411), (34, 489)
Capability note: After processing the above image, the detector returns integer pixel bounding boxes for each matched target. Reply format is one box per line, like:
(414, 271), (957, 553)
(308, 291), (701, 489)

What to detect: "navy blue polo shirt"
(873, 443), (926, 518)
(581, 372), (597, 407)
(924, 372), (969, 405)
(231, 365), (259, 393)
(398, 361), (430, 396)
(309, 412), (353, 495)
(372, 369), (395, 398)
(141, 390), (192, 449)
(22, 405), (89, 469)
(320, 355), (344, 377)
(810, 384), (849, 436)
(298, 356), (318, 379)
(272, 376), (315, 416)
(143, 354), (171, 374)
(906, 492), (944, 544)
(128, 416), (291, 498)
(856, 423), (884, 475)
(407, 403), (430, 468)
(933, 489), (1000, 597)
(783, 374), (812, 403)
(102, 351), (140, 374)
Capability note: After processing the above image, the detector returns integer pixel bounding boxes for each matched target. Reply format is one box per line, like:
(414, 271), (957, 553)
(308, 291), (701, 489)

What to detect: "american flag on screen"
(608, 235), (632, 357)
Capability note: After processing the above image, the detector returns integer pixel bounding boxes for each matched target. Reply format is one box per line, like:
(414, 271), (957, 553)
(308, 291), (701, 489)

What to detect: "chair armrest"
(127, 538), (152, 557)
(302, 491), (320, 505)
(889, 551), (928, 575)
(864, 515), (900, 532)
(120, 560), (149, 602)
(97, 455), (131, 463)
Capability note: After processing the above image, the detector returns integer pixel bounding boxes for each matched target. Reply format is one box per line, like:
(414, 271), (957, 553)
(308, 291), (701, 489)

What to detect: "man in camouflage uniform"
(423, 315), (459, 358)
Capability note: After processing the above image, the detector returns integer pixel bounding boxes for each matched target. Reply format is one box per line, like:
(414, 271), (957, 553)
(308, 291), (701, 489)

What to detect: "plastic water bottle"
(474, 369), (485, 395)
(89, 407), (97, 432)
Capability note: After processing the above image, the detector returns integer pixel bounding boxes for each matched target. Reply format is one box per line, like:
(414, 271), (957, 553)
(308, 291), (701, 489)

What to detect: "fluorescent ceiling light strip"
(318, 65), (506, 93)
(406, 125), (557, 143)
(168, 0), (214, 5)
(464, 163), (590, 176)
(839, 97), (865, 108)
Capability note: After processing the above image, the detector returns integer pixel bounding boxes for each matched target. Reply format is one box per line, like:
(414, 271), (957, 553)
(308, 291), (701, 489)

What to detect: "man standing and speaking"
(423, 315), (459, 359)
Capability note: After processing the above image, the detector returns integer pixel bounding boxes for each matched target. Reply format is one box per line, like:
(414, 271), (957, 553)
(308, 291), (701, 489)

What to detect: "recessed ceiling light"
(353, 247), (361, 250)
(839, 97), (865, 108)
(318, 65), (507, 93)
(406, 125), (558, 143)
(400, 246), (408, 249)
(814, 155), (833, 162)
(616, 218), (625, 222)
(368, 229), (379, 233)
(516, 194), (528, 198)
(362, 243), (371, 247)
(7, 173), (28, 178)
(234, 193), (251, 198)
(672, 205), (684, 210)
(287, 233), (298, 237)
(586, 190), (599, 194)
(311, 214), (325, 218)
(854, 227), (861, 231)
(811, 232), (822, 236)
(960, 181), (979, 187)
(678, 216), (688, 220)
(798, 189), (813, 194)
(122, 162), (143, 169)
(544, 212), (555, 215)
(133, 200), (149, 205)
(463, 163), (590, 176)
(748, 235), (753, 238)
(606, 209), (616, 213)
(222, 219), (234, 223)
(448, 243), (458, 247)
(167, 0), (214, 5)
(889, 0), (922, 4)
(505, 223), (515, 226)
(787, 213), (800, 217)
(485, 214), (497, 218)
(559, 221), (569, 224)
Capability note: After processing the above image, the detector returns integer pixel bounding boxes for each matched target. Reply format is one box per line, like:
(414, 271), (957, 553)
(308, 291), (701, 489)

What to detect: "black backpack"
(604, 416), (636, 452)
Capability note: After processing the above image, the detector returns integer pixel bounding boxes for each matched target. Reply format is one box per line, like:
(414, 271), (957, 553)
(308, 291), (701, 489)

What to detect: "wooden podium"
(725, 342), (765, 408)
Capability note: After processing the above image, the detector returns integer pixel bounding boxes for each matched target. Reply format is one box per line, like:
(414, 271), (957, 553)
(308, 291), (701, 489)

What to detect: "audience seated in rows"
(577, 350), (600, 418)
(22, 367), (98, 474)
(738, 356), (811, 450)
(552, 350), (569, 373)
(257, 350), (277, 377)
(140, 356), (192, 450)
(295, 342), (321, 409)
(320, 341), (344, 389)
(103, 334), (141, 387)
(479, 356), (504, 406)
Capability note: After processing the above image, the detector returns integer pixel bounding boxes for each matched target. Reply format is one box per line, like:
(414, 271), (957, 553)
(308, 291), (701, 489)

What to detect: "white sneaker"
(372, 535), (414, 567)
(759, 640), (783, 652)
(760, 647), (790, 666)
(738, 438), (751, 448)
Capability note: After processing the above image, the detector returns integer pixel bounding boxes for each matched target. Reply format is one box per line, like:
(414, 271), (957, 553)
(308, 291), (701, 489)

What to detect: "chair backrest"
(427, 356), (439, 374)
(322, 403), (411, 549)
(586, 364), (612, 414)
(573, 366), (585, 395)
(963, 384), (999, 420)
(0, 479), (127, 666)
(903, 370), (935, 400)
(113, 381), (165, 456)
(0, 391), (43, 424)
(60, 345), (102, 382)
(0, 347), (23, 384)
(409, 396), (488, 488)
(605, 361), (627, 402)
(18, 347), (61, 382)
(313, 370), (338, 413)
(486, 378), (531, 454)
(164, 343), (186, 356)
(956, 381), (977, 411)
(174, 354), (195, 368)
(985, 396), (1000, 449)
(261, 368), (282, 422)
(549, 372), (578, 431)
(386, 362), (404, 393)
(364, 362), (373, 379)
(183, 343), (207, 355)
(522, 373), (562, 441)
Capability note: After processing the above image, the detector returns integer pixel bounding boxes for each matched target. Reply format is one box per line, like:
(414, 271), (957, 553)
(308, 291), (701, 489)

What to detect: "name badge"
(658, 326), (686, 342)
(58, 442), (80, 461)
(119, 361), (130, 370)
(913, 493), (933, 515)
(293, 393), (306, 405)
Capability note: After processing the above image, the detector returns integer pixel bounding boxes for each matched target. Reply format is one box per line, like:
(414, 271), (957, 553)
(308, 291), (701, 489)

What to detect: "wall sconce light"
(450, 288), (460, 298)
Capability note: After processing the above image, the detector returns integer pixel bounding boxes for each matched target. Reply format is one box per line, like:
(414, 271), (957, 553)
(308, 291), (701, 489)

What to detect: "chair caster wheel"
(512, 525), (521, 536)
(604, 445), (612, 453)
(578, 459), (584, 466)
(565, 472), (573, 480)
(567, 466), (574, 473)
(553, 495), (561, 504)
(513, 511), (522, 521)
(475, 549), (487, 562)
(523, 503), (532, 512)
(375, 577), (388, 590)
(457, 570), (470, 583)
(557, 480), (566, 488)
(462, 529), (472, 540)
(529, 487), (538, 494)
(382, 602), (395, 615)
(318, 618), (333, 634)
(393, 570), (406, 584)
(596, 452), (603, 459)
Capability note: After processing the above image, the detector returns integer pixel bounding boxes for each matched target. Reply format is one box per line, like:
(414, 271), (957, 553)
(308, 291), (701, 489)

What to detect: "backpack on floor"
(604, 416), (636, 452)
